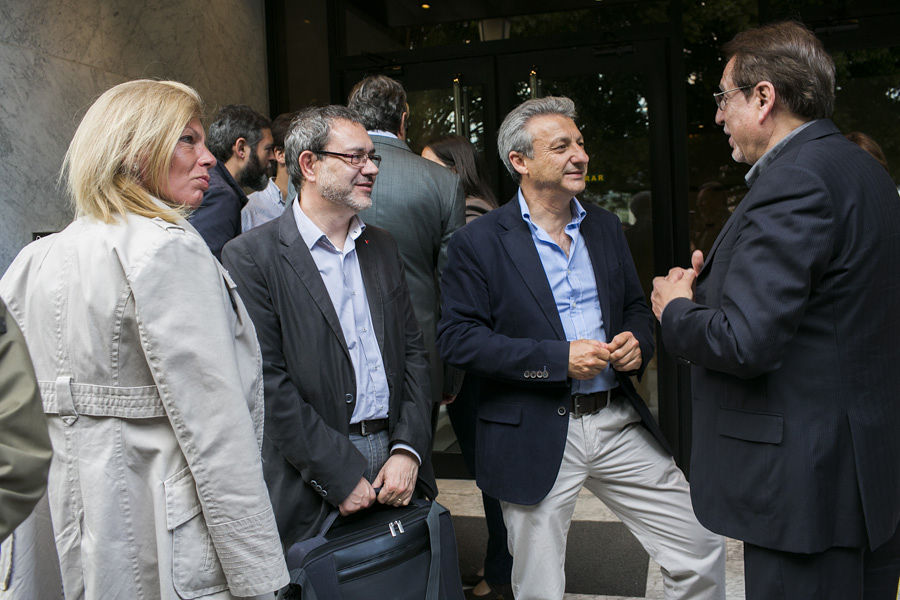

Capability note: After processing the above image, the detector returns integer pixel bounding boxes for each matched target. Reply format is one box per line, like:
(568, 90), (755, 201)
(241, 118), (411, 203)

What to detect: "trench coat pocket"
(716, 407), (783, 444)
(164, 466), (228, 598)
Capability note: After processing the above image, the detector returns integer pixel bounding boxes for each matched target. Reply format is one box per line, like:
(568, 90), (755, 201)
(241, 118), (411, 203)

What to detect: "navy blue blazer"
(190, 162), (248, 261)
(437, 197), (663, 505)
(662, 120), (900, 553)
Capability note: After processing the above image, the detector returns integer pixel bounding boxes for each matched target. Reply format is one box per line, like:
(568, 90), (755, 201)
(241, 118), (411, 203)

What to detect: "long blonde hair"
(62, 79), (204, 223)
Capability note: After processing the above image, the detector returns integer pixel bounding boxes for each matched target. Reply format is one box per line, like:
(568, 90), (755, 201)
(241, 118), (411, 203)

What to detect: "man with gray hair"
(438, 96), (724, 600)
(348, 75), (465, 409)
(221, 106), (436, 555)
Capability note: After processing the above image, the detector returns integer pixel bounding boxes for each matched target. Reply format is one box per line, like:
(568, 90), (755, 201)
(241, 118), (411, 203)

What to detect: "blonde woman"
(0, 80), (288, 599)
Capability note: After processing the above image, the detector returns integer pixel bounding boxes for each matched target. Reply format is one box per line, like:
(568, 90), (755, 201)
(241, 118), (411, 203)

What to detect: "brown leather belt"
(571, 388), (623, 418)
(348, 418), (389, 436)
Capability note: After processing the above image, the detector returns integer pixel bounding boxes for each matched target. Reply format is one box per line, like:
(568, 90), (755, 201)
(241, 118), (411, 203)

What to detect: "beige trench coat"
(0, 210), (288, 599)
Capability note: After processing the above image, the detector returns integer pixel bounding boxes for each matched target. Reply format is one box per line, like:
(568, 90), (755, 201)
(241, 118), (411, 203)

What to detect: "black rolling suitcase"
(285, 499), (465, 600)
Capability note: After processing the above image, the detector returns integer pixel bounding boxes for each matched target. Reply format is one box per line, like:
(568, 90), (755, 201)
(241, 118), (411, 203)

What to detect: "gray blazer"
(222, 207), (437, 545)
(359, 135), (466, 403)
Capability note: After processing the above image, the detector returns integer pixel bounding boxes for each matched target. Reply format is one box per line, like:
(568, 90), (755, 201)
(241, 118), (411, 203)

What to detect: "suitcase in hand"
(285, 499), (465, 600)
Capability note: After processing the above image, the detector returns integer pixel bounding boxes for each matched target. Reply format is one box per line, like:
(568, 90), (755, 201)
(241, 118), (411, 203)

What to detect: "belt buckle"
(360, 420), (370, 436)
(572, 395), (587, 419)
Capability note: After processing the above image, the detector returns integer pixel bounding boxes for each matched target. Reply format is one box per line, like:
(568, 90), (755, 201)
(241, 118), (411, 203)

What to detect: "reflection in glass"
(344, 3), (669, 56)
(406, 85), (485, 154)
(832, 47), (900, 187)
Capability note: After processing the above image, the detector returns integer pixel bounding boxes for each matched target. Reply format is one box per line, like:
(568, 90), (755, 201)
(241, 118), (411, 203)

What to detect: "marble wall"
(0, 0), (269, 272)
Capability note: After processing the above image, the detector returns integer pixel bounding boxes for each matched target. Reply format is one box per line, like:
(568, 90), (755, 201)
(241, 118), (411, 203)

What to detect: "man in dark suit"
(222, 106), (436, 550)
(191, 104), (274, 260)
(652, 21), (900, 599)
(347, 75), (466, 407)
(438, 96), (724, 600)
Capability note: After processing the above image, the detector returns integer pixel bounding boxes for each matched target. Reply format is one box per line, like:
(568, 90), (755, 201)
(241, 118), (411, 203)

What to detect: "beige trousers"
(501, 399), (725, 600)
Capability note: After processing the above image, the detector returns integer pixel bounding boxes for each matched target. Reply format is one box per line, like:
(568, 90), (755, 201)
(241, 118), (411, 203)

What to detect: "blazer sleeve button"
(523, 371), (530, 378)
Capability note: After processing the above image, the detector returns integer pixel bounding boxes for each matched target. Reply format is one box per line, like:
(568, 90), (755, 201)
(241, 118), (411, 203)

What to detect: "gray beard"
(319, 179), (371, 212)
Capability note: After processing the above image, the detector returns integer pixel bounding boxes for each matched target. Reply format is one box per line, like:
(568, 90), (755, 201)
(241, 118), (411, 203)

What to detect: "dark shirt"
(189, 161), (248, 260)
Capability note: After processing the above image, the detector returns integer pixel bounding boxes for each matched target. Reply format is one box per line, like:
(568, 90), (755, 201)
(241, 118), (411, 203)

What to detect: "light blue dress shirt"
(242, 178), (294, 232)
(292, 201), (420, 462)
(518, 191), (617, 394)
(292, 201), (390, 422)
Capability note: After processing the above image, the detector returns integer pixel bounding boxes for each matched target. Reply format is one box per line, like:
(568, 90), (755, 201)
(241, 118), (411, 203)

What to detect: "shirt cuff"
(390, 443), (421, 465)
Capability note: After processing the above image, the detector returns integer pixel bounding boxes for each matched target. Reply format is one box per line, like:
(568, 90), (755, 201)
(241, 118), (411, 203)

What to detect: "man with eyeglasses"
(652, 21), (900, 599)
(221, 106), (436, 564)
(348, 75), (466, 411)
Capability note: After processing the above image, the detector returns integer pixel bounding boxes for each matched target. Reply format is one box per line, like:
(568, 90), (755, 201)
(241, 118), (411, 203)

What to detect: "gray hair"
(284, 105), (364, 187)
(497, 96), (577, 183)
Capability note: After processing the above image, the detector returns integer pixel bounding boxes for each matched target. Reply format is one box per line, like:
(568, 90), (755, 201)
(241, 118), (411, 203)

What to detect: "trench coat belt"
(39, 380), (165, 419)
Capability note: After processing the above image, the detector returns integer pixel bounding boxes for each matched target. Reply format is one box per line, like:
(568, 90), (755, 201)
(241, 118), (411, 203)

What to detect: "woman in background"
(0, 80), (288, 599)
(422, 135), (509, 600)
(422, 135), (498, 222)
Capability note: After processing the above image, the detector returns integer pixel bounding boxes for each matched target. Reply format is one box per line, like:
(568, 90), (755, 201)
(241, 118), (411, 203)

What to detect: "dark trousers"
(447, 376), (513, 587)
(744, 520), (900, 600)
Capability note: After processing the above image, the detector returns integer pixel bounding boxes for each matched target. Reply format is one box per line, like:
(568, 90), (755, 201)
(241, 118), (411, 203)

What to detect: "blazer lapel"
(277, 208), (351, 359)
(580, 211), (613, 333)
(356, 229), (385, 352)
(701, 119), (841, 277)
(497, 201), (567, 340)
(699, 213), (735, 277)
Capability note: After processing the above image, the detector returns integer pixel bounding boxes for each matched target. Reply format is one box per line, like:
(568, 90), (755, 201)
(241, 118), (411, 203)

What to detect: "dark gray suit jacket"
(222, 207), (437, 545)
(359, 135), (466, 403)
(662, 119), (900, 553)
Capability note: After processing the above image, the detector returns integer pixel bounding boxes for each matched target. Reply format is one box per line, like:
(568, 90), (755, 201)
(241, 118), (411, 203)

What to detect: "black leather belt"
(571, 388), (623, 418)
(348, 418), (389, 436)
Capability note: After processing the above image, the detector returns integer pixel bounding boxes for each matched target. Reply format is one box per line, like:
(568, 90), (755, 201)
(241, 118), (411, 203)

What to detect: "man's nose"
(715, 106), (725, 126)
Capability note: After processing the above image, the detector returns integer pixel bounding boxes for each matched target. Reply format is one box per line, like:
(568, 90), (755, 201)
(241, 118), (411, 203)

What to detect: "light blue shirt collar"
(517, 189), (587, 230)
(367, 130), (398, 139)
(292, 198), (366, 252)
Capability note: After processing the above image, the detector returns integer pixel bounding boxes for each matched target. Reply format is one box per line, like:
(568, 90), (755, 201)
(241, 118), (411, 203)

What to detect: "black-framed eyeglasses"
(713, 85), (753, 110)
(314, 150), (381, 168)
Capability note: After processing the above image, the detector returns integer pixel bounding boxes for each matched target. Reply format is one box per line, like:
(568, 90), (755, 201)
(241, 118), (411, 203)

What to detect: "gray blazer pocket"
(478, 403), (522, 426)
(716, 407), (783, 444)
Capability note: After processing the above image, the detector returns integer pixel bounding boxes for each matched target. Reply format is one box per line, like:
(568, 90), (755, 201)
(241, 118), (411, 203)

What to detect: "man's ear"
(399, 111), (408, 140)
(755, 81), (776, 122)
(509, 151), (529, 178)
(274, 147), (286, 167)
(298, 150), (317, 181)
(232, 137), (248, 161)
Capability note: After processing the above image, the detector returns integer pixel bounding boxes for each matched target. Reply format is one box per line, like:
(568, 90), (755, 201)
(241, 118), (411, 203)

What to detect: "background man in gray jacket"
(348, 75), (466, 407)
